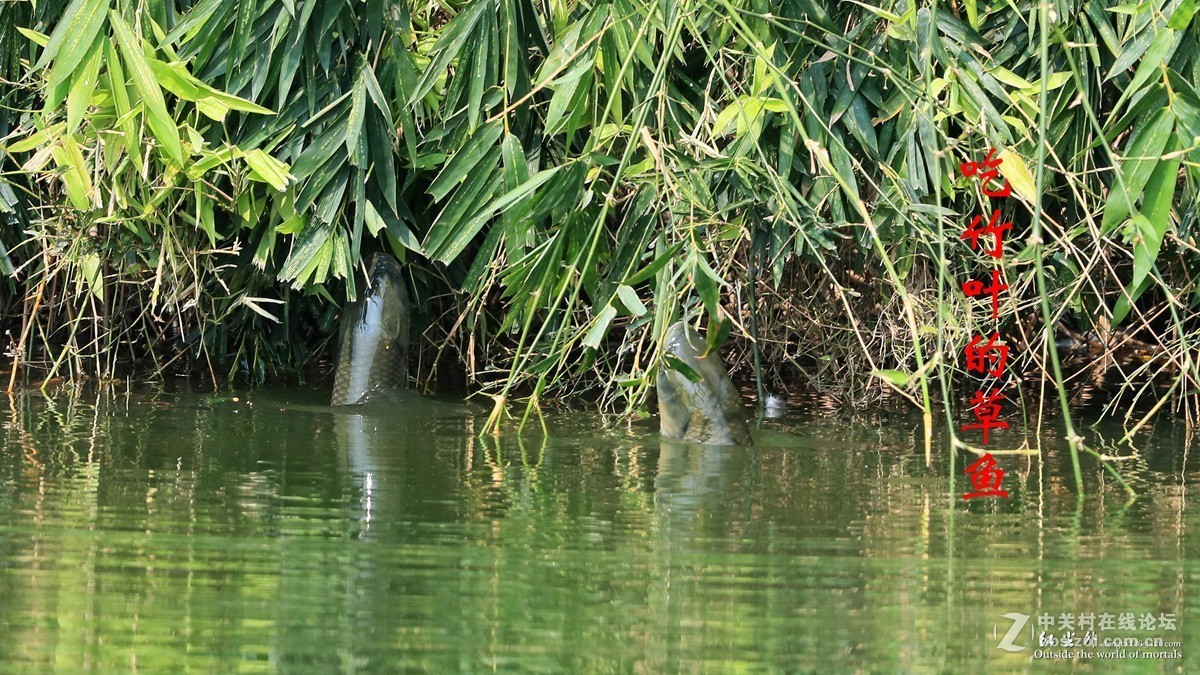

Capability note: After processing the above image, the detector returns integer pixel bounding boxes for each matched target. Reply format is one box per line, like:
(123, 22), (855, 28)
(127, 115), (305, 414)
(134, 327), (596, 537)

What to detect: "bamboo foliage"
(1, 0), (1198, 438)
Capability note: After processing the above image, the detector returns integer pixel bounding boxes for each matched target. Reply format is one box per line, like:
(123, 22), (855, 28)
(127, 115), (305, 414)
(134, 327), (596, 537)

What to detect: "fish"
(331, 253), (411, 406)
(657, 321), (753, 445)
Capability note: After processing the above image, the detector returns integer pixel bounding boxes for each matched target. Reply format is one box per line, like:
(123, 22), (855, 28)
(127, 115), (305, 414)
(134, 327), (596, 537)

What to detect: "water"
(0, 386), (1195, 672)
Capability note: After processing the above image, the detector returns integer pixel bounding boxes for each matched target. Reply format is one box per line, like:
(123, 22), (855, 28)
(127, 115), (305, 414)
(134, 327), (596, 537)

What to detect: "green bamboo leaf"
(363, 200), (387, 237)
(16, 27), (49, 48)
(0, 240), (12, 276)
(845, 95), (879, 158)
(279, 221), (333, 282)
(242, 149), (294, 191)
(109, 11), (184, 165)
(703, 317), (732, 356)
(147, 58), (202, 100)
(51, 134), (93, 210)
(1106, 19), (1161, 79)
(425, 167), (503, 262)
(1102, 107), (1174, 234)
(713, 95), (788, 137)
(228, 0), (255, 85)
(382, 213), (422, 254)
(615, 284), (646, 317)
(872, 369), (912, 387)
(346, 69), (368, 167)
(278, 0), (317, 101)
(467, 24), (491, 131)
(33, 0), (99, 70)
(500, 133), (531, 229)
(42, 0), (109, 109)
(77, 252), (104, 301)
(624, 242), (684, 286)
(1169, 0), (1197, 28)
(1167, 69), (1200, 139)
(479, 165), (562, 221)
(147, 58), (275, 118)
(1116, 28), (1177, 110)
(6, 123), (65, 153)
(161, 0), (227, 45)
(582, 304), (618, 349)
(410, 1), (489, 104)
(544, 59), (592, 136)
(1127, 140), (1181, 294)
(427, 121), (504, 201)
(367, 113), (398, 216)
(361, 63), (394, 128)
(663, 354), (702, 383)
(291, 119), (347, 181)
(691, 256), (722, 320)
(65, 38), (103, 135)
(103, 40), (140, 162)
(313, 168), (350, 223)
(196, 189), (217, 245)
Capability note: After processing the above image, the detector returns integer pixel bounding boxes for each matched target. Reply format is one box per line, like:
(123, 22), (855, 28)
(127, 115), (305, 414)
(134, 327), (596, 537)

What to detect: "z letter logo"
(996, 612), (1030, 652)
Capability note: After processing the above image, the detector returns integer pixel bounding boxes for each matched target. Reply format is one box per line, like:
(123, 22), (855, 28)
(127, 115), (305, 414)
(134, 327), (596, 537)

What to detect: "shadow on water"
(0, 385), (1196, 671)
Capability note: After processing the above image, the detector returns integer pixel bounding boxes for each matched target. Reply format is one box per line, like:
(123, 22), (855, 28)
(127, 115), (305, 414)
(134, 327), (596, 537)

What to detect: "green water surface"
(0, 387), (1194, 672)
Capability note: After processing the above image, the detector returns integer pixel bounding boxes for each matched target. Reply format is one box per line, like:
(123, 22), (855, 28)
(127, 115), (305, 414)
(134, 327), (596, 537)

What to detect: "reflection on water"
(0, 387), (1196, 671)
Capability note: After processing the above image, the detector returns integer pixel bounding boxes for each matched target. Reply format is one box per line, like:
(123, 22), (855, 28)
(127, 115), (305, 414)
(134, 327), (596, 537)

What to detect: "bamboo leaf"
(615, 284), (646, 317)
(34, 0), (98, 70)
(1127, 140), (1180, 293)
(279, 221), (333, 282)
(703, 317), (732, 356)
(691, 256), (722, 320)
(103, 40), (140, 162)
(6, 123), (65, 153)
(1169, 0), (1197, 29)
(361, 63), (394, 128)
(42, 0), (109, 109)
(77, 252), (104, 301)
(1117, 28), (1176, 110)
(582, 304), (618, 349)
(148, 58), (276, 118)
(663, 355), (702, 383)
(17, 27), (49, 48)
(345, 67), (368, 166)
(872, 369), (912, 387)
(108, 11), (185, 165)
(242, 149), (294, 191)
(161, 0), (227, 45)
(410, 1), (489, 104)
(996, 148), (1038, 202)
(1102, 107), (1174, 234)
(51, 134), (94, 210)
(239, 296), (283, 323)
(427, 121), (504, 201)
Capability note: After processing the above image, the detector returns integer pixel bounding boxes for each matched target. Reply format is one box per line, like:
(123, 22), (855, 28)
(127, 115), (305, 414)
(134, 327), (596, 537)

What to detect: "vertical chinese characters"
(959, 148), (1013, 499)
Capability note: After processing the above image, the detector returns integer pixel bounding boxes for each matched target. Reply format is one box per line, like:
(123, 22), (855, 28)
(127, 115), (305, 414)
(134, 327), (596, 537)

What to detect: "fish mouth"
(366, 253), (404, 289)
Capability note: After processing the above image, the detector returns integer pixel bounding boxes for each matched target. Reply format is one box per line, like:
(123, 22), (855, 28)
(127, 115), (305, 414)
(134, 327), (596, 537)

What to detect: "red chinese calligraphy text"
(963, 452), (1009, 500)
(962, 269), (1008, 319)
(959, 147), (1011, 198)
(961, 209), (1011, 259)
(962, 389), (1009, 445)
(964, 333), (1009, 377)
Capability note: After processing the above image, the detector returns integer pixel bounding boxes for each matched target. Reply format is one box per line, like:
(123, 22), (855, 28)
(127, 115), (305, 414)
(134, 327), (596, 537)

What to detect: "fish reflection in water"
(654, 440), (746, 525)
(331, 390), (475, 535)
